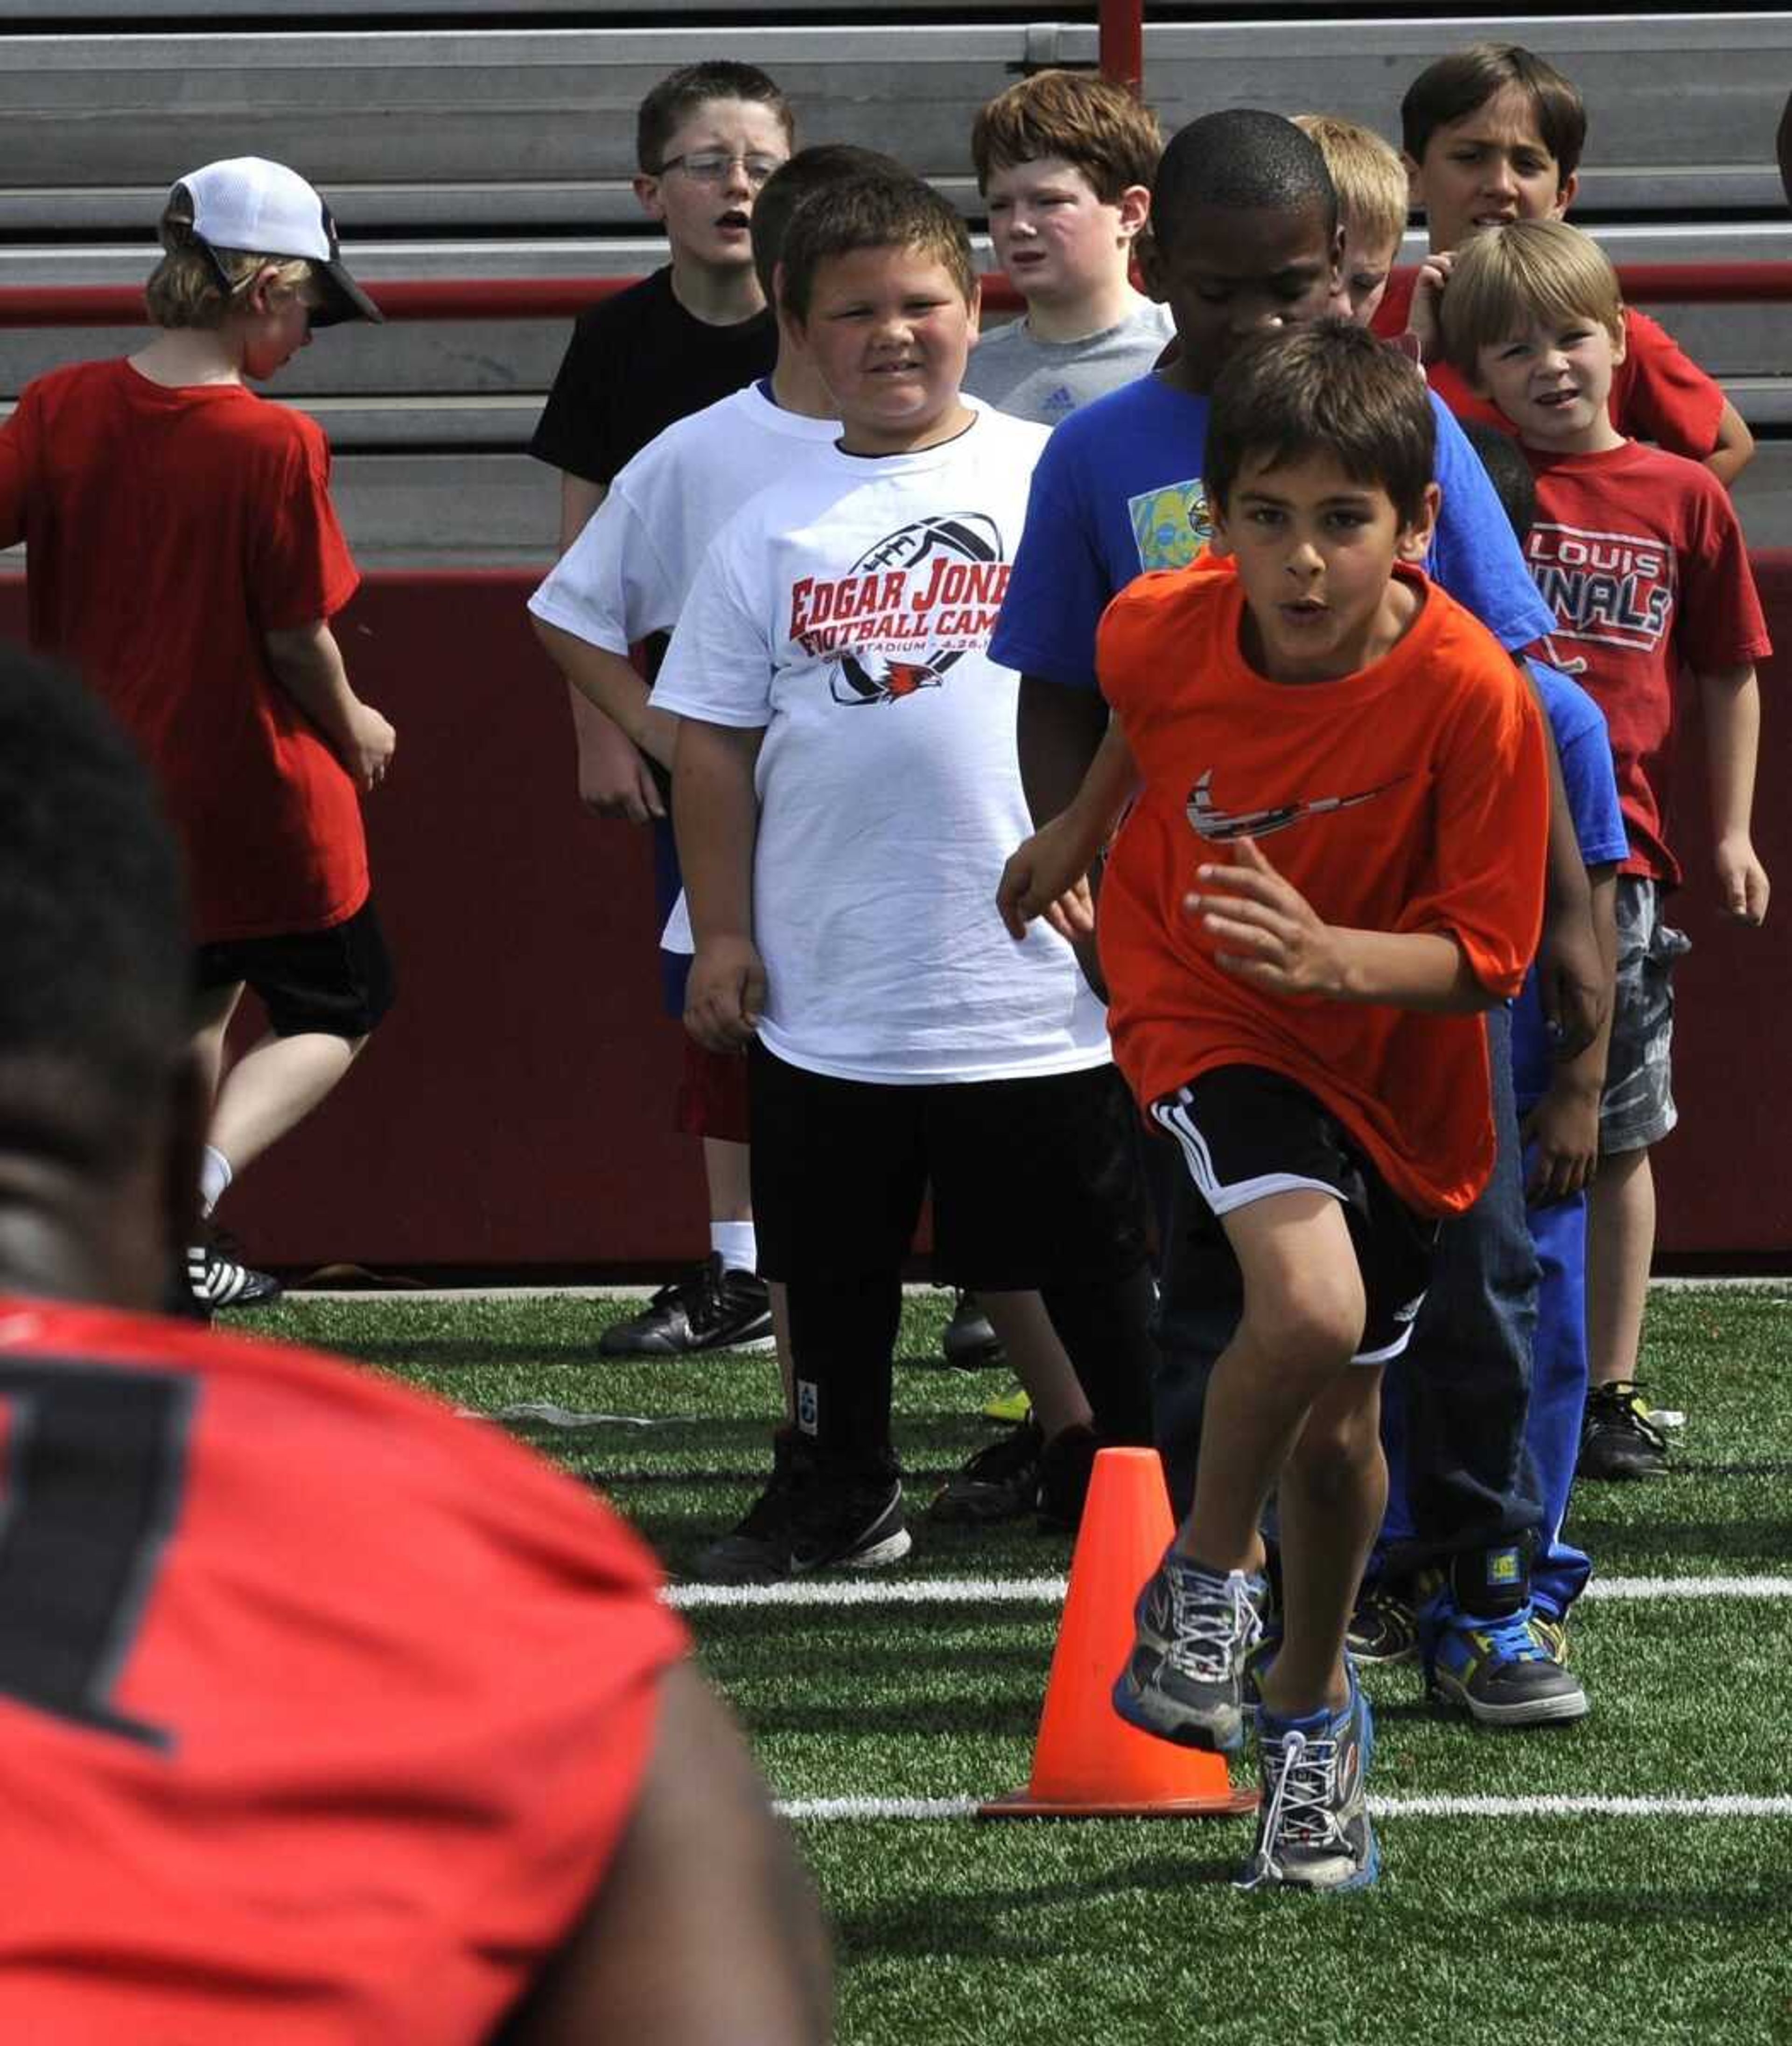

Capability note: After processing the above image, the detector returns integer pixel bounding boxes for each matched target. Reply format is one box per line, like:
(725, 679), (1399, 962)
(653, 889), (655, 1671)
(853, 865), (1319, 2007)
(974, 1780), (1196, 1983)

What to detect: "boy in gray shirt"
(964, 70), (1170, 427)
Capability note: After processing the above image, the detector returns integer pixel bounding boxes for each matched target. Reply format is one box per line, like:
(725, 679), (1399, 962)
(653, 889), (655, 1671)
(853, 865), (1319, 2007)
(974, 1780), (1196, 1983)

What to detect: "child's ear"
(1397, 481), (1442, 563)
(1547, 169), (1580, 220)
(631, 170), (666, 223)
(1609, 309), (1627, 367)
(244, 264), (284, 316)
(1327, 224), (1346, 297)
(1401, 150), (1426, 213)
(1206, 504), (1233, 559)
(1115, 184), (1151, 246)
(966, 278), (982, 344)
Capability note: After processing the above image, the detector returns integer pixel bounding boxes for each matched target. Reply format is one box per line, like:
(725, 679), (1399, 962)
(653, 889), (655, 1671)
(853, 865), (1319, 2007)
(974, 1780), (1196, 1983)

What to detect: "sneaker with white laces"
(1237, 1666), (1378, 1893)
(1112, 1549), (1266, 1753)
(598, 1255), (774, 1358)
(186, 1237), (282, 1312)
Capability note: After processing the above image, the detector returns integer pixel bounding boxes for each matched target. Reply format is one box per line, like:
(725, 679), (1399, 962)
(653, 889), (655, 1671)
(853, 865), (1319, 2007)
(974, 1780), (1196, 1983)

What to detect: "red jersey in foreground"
(1097, 560), (1548, 1217)
(0, 1296), (685, 2043)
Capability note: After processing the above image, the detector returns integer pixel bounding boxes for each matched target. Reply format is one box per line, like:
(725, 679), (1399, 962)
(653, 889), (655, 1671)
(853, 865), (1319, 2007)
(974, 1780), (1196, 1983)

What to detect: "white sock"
(710, 1220), (757, 1275)
(199, 1144), (234, 1219)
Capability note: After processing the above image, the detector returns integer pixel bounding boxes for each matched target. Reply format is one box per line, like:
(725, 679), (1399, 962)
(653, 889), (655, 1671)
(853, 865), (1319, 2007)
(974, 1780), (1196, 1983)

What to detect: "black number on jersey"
(0, 1359), (195, 1749)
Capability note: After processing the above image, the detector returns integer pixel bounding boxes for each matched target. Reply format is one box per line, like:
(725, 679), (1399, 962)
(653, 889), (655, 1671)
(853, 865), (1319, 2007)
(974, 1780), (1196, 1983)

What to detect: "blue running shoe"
(1112, 1550), (1265, 1753)
(1426, 1602), (1589, 1727)
(1237, 1667), (1378, 1893)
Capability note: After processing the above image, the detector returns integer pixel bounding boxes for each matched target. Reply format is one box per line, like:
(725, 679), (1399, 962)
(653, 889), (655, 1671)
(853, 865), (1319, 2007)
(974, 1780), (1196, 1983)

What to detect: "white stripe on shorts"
(1151, 1093), (1340, 1217)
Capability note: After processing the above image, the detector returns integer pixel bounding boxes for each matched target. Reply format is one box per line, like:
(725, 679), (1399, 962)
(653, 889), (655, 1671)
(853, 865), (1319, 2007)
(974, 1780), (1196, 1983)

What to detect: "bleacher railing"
(0, 264), (1787, 328)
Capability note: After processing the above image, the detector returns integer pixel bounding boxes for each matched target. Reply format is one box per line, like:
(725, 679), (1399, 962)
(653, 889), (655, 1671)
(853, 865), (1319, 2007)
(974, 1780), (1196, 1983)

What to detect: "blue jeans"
(1153, 1009), (1545, 1578)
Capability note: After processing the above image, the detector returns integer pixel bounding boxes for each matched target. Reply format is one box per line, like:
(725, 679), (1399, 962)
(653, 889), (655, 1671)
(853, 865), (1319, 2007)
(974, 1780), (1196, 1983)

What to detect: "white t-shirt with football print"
(651, 401), (1111, 1086)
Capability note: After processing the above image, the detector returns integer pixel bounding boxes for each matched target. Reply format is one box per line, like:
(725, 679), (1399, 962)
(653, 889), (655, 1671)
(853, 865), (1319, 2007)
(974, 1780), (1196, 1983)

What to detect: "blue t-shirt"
(988, 372), (1558, 689)
(1510, 659), (1629, 1110)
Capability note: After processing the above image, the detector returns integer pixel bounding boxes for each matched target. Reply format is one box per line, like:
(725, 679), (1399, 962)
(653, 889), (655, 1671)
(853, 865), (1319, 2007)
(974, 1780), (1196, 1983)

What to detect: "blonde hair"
(1439, 219), (1623, 381)
(144, 194), (313, 331)
(1292, 114), (1407, 259)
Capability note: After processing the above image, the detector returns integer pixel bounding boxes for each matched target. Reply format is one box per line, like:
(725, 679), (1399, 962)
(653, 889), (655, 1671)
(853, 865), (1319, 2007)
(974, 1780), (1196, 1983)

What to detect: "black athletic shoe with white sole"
(599, 1254), (774, 1357)
(186, 1238), (282, 1312)
(695, 1438), (910, 1584)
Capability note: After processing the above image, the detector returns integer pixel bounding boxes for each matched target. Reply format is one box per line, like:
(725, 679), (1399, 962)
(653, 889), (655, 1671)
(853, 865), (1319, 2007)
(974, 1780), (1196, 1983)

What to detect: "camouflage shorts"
(1601, 876), (1690, 1155)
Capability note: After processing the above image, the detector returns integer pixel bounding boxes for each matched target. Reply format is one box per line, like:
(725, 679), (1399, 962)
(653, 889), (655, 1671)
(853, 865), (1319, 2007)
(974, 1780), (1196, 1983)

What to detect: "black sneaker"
(940, 1290), (1005, 1370)
(1036, 1422), (1100, 1532)
(694, 1430), (803, 1583)
(599, 1255), (774, 1358)
(186, 1236), (282, 1312)
(1577, 1379), (1669, 1479)
(1426, 1603), (1589, 1726)
(697, 1440), (910, 1584)
(930, 1419), (1043, 1524)
(1345, 1580), (1419, 1665)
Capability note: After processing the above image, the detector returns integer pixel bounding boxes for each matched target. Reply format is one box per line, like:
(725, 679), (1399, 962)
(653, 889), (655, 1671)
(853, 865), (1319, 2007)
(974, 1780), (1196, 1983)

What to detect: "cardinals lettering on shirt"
(1527, 521), (1674, 656)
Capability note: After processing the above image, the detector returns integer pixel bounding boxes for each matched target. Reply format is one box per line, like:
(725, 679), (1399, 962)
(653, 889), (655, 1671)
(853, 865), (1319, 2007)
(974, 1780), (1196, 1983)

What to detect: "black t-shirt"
(529, 266), (778, 486)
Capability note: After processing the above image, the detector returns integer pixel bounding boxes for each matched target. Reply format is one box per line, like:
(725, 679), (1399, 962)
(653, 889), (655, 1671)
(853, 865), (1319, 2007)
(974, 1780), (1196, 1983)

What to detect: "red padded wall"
(2, 555), (1788, 1269)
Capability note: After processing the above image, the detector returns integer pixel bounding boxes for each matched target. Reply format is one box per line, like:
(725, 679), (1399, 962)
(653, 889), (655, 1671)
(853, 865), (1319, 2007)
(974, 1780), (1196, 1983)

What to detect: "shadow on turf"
(832, 1852), (1244, 1958)
(1512, 1883), (1790, 1928)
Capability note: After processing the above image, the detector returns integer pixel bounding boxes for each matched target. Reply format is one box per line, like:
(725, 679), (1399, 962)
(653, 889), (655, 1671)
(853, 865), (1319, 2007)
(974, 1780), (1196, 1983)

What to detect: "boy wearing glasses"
(0, 156), (393, 1318)
(531, 63), (797, 1358)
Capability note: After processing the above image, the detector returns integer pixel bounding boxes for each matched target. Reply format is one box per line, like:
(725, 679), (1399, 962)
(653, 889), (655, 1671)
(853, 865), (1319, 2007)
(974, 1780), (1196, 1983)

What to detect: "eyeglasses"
(656, 151), (783, 187)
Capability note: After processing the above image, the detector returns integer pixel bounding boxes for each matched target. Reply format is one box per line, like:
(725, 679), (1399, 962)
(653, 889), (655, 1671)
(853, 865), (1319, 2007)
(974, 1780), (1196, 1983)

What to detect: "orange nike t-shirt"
(1096, 559), (1548, 1217)
(0, 1296), (686, 2043)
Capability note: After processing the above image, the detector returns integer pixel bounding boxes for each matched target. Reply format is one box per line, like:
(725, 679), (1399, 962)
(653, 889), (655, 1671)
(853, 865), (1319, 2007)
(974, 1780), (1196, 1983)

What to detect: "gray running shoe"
(1111, 1549), (1265, 1753)
(1237, 1667), (1379, 1893)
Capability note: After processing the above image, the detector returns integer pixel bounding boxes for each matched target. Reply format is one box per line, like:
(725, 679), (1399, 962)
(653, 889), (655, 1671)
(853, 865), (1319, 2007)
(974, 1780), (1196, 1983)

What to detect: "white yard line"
(667, 1572), (1792, 1612)
(288, 1277), (1792, 1304)
(774, 1792), (1792, 1823)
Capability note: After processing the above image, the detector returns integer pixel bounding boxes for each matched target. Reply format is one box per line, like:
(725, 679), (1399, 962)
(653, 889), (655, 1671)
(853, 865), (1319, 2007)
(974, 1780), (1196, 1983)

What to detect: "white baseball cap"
(170, 156), (383, 326)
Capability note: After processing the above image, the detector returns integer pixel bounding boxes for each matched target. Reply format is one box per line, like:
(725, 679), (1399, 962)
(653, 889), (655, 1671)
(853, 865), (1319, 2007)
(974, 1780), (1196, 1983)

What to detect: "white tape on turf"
(667, 1573), (1792, 1612)
(773, 1793), (1792, 1823)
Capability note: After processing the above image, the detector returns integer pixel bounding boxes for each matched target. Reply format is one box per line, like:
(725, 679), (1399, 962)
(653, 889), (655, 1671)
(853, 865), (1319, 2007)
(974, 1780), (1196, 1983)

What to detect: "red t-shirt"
(0, 360), (367, 942)
(1096, 560), (1548, 1217)
(1375, 280), (1727, 460)
(1521, 440), (1771, 884)
(0, 1296), (686, 2043)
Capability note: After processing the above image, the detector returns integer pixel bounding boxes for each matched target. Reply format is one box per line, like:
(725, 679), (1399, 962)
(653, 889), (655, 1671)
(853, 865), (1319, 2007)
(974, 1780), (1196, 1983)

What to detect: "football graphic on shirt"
(1186, 768), (1411, 841)
(785, 514), (1009, 707)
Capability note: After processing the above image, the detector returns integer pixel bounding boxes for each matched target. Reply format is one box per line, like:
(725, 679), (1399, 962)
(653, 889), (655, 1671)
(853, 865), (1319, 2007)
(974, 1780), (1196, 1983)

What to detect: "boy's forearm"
(673, 720), (763, 942)
(1328, 928), (1496, 1012)
(1700, 664), (1760, 843)
(1017, 675), (1110, 829)
(263, 621), (360, 748)
(535, 617), (678, 769)
(1705, 401), (1755, 492)
(1062, 721), (1141, 856)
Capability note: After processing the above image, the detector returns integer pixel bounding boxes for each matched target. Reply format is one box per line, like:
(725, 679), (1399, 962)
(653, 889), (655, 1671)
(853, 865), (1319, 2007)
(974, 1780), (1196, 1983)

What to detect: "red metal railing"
(0, 263), (1785, 330)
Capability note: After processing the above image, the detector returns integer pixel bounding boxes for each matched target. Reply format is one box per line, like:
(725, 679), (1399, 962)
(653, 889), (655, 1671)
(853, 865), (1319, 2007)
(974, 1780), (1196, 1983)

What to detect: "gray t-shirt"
(961, 299), (1176, 427)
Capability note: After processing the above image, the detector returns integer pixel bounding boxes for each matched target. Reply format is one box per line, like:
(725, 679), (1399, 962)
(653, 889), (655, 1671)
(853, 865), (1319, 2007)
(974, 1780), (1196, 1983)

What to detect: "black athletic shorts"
(193, 898), (396, 1040)
(1150, 1065), (1437, 1364)
(747, 1045), (1149, 1290)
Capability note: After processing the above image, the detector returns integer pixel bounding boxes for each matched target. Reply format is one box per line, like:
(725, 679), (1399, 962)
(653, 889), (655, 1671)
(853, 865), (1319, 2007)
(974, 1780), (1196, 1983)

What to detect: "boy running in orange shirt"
(1002, 320), (1548, 1889)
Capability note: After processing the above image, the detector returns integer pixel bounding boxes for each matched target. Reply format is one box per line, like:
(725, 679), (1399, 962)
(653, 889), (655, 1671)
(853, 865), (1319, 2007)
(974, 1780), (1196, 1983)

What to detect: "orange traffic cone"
(980, 1446), (1258, 1819)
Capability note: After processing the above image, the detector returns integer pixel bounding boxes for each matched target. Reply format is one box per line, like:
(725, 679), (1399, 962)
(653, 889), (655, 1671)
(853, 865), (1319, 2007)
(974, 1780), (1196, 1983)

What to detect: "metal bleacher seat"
(1, 8), (1787, 563)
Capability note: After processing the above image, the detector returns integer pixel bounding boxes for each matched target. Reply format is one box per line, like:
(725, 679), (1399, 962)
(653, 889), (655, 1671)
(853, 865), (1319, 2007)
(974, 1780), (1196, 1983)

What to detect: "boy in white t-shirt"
(962, 70), (1172, 427)
(654, 175), (1155, 1581)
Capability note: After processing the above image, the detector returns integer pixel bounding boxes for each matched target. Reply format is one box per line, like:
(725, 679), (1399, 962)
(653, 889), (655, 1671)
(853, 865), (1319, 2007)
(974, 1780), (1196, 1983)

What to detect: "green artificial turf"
(247, 1285), (1792, 2046)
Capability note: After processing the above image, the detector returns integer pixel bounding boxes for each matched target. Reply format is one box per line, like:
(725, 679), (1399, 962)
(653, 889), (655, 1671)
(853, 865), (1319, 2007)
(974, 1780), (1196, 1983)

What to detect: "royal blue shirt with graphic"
(988, 373), (1558, 690)
(1511, 659), (1629, 1111)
